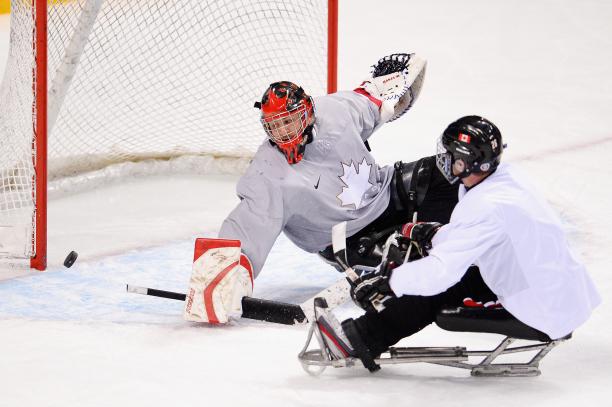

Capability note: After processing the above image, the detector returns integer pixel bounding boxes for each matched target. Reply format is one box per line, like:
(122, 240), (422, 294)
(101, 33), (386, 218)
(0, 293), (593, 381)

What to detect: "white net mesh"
(0, 0), (331, 259)
(0, 0), (38, 259)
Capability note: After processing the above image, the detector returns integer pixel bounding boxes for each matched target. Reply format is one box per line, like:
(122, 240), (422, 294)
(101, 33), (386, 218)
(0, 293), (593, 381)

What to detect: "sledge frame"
(298, 307), (570, 377)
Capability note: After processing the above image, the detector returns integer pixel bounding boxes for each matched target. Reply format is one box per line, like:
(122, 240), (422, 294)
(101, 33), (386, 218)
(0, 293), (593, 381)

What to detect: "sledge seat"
(436, 307), (571, 342)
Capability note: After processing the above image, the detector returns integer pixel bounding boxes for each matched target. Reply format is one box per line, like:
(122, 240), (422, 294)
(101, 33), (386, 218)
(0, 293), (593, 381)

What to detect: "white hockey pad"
(357, 54), (427, 123)
(183, 238), (254, 324)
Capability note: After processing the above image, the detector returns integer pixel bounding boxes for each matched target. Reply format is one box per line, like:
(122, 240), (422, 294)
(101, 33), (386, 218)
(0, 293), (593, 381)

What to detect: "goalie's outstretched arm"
(355, 53), (427, 124)
(218, 169), (285, 277)
(183, 166), (285, 324)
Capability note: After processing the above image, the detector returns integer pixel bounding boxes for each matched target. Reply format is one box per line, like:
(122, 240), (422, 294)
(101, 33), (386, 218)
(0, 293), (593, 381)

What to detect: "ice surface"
(1, 1), (612, 406)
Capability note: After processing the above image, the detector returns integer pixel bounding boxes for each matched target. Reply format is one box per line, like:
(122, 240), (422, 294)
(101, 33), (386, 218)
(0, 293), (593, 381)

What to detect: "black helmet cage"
(436, 116), (503, 183)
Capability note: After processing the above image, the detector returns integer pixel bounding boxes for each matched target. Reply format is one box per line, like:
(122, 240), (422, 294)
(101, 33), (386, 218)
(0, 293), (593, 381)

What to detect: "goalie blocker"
(184, 238), (254, 324)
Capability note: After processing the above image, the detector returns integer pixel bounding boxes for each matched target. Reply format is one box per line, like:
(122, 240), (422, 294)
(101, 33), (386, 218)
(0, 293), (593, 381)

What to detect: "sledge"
(298, 299), (570, 377)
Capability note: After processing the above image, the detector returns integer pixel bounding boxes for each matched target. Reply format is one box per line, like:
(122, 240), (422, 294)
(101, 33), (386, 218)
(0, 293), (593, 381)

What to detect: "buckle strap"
(392, 156), (435, 213)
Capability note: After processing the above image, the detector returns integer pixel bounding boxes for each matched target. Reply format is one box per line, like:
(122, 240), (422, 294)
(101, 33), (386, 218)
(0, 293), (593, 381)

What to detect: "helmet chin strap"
(456, 158), (497, 190)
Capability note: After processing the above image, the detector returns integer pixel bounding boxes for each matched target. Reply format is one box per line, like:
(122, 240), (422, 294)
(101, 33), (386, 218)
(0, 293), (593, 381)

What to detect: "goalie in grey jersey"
(183, 54), (458, 324)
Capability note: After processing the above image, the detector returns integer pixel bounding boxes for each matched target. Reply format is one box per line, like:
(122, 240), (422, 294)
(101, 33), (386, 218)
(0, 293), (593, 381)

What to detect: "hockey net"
(0, 0), (336, 268)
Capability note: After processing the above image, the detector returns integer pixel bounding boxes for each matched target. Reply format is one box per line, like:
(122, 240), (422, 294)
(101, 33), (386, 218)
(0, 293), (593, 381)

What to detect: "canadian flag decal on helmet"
(459, 133), (471, 143)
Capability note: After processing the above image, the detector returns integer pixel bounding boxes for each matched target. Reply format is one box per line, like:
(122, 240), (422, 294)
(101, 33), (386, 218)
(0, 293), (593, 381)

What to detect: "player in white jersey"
(182, 54), (461, 324)
(316, 115), (601, 371)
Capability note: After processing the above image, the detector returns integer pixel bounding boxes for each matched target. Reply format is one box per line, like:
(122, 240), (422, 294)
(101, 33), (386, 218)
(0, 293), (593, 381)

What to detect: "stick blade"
(332, 222), (348, 254)
(126, 284), (148, 295)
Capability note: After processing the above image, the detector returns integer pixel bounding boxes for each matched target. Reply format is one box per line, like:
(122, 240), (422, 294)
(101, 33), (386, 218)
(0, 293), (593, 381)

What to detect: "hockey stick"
(332, 221), (397, 312)
(127, 284), (305, 325)
(331, 222), (360, 282)
(403, 211), (418, 264)
(126, 279), (350, 326)
(299, 278), (350, 323)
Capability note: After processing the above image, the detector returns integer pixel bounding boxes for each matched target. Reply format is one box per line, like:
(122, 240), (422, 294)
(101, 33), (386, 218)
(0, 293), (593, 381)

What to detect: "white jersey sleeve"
(342, 90), (381, 142)
(313, 90), (381, 143)
(218, 163), (285, 277)
(390, 202), (501, 296)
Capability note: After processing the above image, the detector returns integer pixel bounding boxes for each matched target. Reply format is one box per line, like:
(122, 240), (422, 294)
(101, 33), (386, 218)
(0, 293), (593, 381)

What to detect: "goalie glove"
(183, 238), (254, 324)
(356, 53), (427, 123)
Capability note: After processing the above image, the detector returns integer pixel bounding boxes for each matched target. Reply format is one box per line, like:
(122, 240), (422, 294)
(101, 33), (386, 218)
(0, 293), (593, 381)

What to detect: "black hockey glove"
(399, 222), (442, 258)
(350, 259), (398, 313)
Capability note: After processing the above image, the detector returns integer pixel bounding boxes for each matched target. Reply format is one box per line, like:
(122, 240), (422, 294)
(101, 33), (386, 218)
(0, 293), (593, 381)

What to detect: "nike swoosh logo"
(314, 176), (321, 189)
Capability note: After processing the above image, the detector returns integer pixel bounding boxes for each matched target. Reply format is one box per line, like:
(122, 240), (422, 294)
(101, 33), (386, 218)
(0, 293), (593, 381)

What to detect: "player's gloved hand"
(350, 261), (397, 313)
(399, 221), (442, 257)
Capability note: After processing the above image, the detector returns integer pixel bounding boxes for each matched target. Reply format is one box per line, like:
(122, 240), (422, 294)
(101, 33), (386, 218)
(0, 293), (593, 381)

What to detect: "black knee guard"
(391, 155), (459, 223)
(391, 156), (435, 214)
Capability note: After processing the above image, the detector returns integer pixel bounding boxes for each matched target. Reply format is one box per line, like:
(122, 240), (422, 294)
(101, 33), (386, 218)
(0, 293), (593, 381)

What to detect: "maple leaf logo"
(337, 158), (373, 209)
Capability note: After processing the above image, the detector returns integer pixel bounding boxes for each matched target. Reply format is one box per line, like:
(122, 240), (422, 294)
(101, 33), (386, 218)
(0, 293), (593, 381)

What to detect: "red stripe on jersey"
(353, 87), (383, 108)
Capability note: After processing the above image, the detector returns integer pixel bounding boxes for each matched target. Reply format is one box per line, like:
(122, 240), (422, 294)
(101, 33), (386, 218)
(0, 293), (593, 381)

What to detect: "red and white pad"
(183, 238), (254, 324)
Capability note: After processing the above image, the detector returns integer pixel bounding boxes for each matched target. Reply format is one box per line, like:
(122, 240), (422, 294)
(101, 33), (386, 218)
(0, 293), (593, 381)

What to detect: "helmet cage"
(436, 136), (459, 184)
(256, 81), (314, 164)
(261, 104), (310, 145)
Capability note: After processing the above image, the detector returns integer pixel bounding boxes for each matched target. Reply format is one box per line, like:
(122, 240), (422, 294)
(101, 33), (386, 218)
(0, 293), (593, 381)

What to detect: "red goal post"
(0, 0), (338, 270)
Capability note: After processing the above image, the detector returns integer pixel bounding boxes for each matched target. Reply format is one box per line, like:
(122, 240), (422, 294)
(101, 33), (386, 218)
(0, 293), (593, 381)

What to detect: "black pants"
(353, 266), (497, 356)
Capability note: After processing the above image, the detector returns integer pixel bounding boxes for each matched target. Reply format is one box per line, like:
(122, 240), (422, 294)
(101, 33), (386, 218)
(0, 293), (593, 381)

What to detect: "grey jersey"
(219, 91), (394, 276)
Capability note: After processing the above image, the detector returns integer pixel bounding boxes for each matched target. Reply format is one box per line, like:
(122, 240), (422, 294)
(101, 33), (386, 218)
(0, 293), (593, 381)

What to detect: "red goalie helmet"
(254, 81), (314, 164)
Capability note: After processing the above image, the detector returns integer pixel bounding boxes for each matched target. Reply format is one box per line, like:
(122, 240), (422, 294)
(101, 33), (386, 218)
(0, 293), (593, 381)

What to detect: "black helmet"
(436, 115), (504, 184)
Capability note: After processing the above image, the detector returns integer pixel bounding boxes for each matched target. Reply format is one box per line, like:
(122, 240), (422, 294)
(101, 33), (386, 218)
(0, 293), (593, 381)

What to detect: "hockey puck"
(63, 251), (78, 268)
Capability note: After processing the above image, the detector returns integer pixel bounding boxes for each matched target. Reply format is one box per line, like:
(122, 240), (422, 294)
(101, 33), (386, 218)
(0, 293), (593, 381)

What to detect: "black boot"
(342, 318), (380, 372)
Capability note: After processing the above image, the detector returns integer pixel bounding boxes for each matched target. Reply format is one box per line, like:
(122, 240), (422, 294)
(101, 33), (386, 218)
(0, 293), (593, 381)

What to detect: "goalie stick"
(403, 211), (418, 264)
(331, 221), (360, 282)
(332, 221), (398, 312)
(126, 278), (350, 326)
(127, 285), (305, 324)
